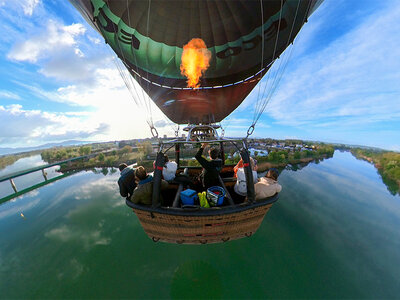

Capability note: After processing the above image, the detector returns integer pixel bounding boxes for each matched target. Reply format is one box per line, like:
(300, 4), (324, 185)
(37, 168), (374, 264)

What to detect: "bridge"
(0, 152), (108, 204)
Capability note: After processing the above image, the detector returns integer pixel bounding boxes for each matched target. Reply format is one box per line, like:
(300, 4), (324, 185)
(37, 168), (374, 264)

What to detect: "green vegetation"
(351, 148), (400, 195)
(0, 155), (20, 170)
(244, 144), (334, 171)
(41, 144), (141, 172)
(0, 150), (41, 170)
(41, 146), (91, 162)
(137, 141), (153, 157)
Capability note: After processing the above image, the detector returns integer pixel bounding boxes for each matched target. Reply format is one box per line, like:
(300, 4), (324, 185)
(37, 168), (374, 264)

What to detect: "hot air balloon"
(71, 0), (323, 244)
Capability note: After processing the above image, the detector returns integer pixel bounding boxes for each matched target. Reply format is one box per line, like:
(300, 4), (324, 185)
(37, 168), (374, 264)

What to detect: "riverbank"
(256, 157), (316, 172)
(351, 148), (400, 195)
(57, 155), (322, 175)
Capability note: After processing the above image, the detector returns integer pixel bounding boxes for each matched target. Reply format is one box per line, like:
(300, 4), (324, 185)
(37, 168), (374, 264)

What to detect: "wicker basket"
(130, 200), (276, 244)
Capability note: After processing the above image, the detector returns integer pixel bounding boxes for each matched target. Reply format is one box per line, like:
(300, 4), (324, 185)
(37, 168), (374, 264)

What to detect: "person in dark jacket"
(195, 143), (222, 189)
(118, 163), (137, 199)
(131, 166), (168, 205)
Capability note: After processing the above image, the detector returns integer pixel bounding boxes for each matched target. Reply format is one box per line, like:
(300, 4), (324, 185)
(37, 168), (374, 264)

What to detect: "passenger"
(162, 155), (178, 181)
(233, 158), (244, 177)
(130, 166), (168, 205)
(234, 157), (258, 197)
(195, 143), (222, 189)
(254, 168), (282, 201)
(117, 163), (137, 199)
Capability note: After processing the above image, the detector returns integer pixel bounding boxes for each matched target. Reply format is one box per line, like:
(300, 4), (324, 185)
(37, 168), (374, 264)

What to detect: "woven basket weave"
(132, 203), (274, 244)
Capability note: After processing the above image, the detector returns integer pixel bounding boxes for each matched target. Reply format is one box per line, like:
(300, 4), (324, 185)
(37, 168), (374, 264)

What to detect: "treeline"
(225, 144), (334, 165)
(0, 155), (21, 170)
(351, 148), (400, 195)
(41, 145), (143, 171)
(0, 150), (41, 170)
(41, 146), (92, 162)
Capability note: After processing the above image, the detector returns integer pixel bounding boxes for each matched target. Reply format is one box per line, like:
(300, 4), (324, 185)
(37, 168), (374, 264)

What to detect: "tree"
(138, 141), (153, 156)
(79, 146), (91, 156)
(268, 151), (278, 162)
(119, 145), (132, 156)
(98, 153), (105, 162)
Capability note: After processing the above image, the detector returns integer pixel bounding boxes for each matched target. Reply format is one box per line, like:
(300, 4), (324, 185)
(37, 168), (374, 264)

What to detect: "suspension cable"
(251, 0), (283, 127)
(253, 0), (303, 125)
(247, 0), (308, 137)
(254, 0), (265, 121)
(105, 0), (153, 123)
(144, 0), (154, 128)
(125, 0), (152, 113)
(105, 0), (159, 137)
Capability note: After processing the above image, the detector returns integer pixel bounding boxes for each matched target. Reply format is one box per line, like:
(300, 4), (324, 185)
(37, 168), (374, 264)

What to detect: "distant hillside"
(0, 140), (91, 156)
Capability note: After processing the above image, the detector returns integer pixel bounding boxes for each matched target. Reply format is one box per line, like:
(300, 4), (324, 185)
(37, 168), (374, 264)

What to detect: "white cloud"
(262, 1), (400, 129)
(0, 90), (21, 100)
(1, 0), (40, 16)
(45, 224), (111, 250)
(22, 0), (39, 16)
(0, 3), (199, 147)
(88, 36), (101, 45)
(7, 20), (86, 63)
(0, 104), (109, 145)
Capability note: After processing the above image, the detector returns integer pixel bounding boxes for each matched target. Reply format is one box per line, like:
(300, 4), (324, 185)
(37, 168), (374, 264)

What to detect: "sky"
(0, 0), (399, 151)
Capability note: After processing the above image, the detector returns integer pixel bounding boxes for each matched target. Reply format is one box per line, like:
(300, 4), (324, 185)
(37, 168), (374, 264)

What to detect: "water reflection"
(0, 155), (62, 199)
(0, 151), (399, 298)
(170, 260), (222, 299)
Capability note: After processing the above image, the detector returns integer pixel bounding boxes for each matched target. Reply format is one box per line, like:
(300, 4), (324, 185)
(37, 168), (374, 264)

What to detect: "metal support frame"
(152, 150), (165, 208)
(175, 143), (180, 169)
(172, 167), (189, 208)
(10, 179), (17, 193)
(42, 169), (48, 181)
(184, 124), (220, 142)
(220, 142), (225, 165)
(240, 146), (255, 203)
(218, 175), (234, 206)
(153, 129), (256, 206)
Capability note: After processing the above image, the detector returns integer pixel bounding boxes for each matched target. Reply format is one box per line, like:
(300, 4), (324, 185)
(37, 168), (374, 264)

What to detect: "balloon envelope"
(70, 0), (322, 124)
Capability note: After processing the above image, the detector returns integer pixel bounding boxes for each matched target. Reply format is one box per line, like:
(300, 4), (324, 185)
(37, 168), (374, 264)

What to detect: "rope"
(144, 0), (154, 128)
(254, 0), (303, 125)
(254, 0), (265, 121)
(251, 0), (284, 127)
(247, 0), (308, 137)
(103, 0), (158, 136)
(125, 0), (151, 113)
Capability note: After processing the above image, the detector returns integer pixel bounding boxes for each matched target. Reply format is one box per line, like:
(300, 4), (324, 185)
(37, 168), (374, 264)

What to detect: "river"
(0, 155), (60, 199)
(0, 151), (399, 299)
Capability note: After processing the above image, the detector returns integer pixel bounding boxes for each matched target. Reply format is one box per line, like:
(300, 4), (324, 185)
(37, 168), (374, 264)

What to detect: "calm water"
(0, 151), (399, 299)
(0, 155), (60, 199)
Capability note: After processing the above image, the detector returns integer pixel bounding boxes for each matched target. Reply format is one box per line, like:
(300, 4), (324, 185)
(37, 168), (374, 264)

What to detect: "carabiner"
(150, 126), (159, 138)
(246, 124), (255, 138)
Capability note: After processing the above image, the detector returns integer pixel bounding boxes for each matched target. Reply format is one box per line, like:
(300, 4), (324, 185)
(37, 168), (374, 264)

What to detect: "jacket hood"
(139, 175), (153, 185)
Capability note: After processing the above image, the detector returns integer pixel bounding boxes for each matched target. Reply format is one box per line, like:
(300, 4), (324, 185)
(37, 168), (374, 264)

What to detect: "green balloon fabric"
(71, 0), (322, 124)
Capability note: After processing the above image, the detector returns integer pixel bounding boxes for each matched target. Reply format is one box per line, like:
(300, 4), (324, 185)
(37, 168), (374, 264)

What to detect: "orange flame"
(180, 38), (211, 88)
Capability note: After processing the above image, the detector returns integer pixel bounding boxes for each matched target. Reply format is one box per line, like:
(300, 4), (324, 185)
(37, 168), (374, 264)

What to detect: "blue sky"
(0, 0), (399, 151)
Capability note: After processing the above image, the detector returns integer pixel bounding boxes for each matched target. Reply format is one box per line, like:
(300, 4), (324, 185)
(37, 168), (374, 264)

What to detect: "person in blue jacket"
(117, 163), (136, 199)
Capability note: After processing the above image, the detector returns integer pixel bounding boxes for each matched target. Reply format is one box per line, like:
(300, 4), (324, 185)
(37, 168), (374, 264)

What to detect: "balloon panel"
(71, 0), (321, 124)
